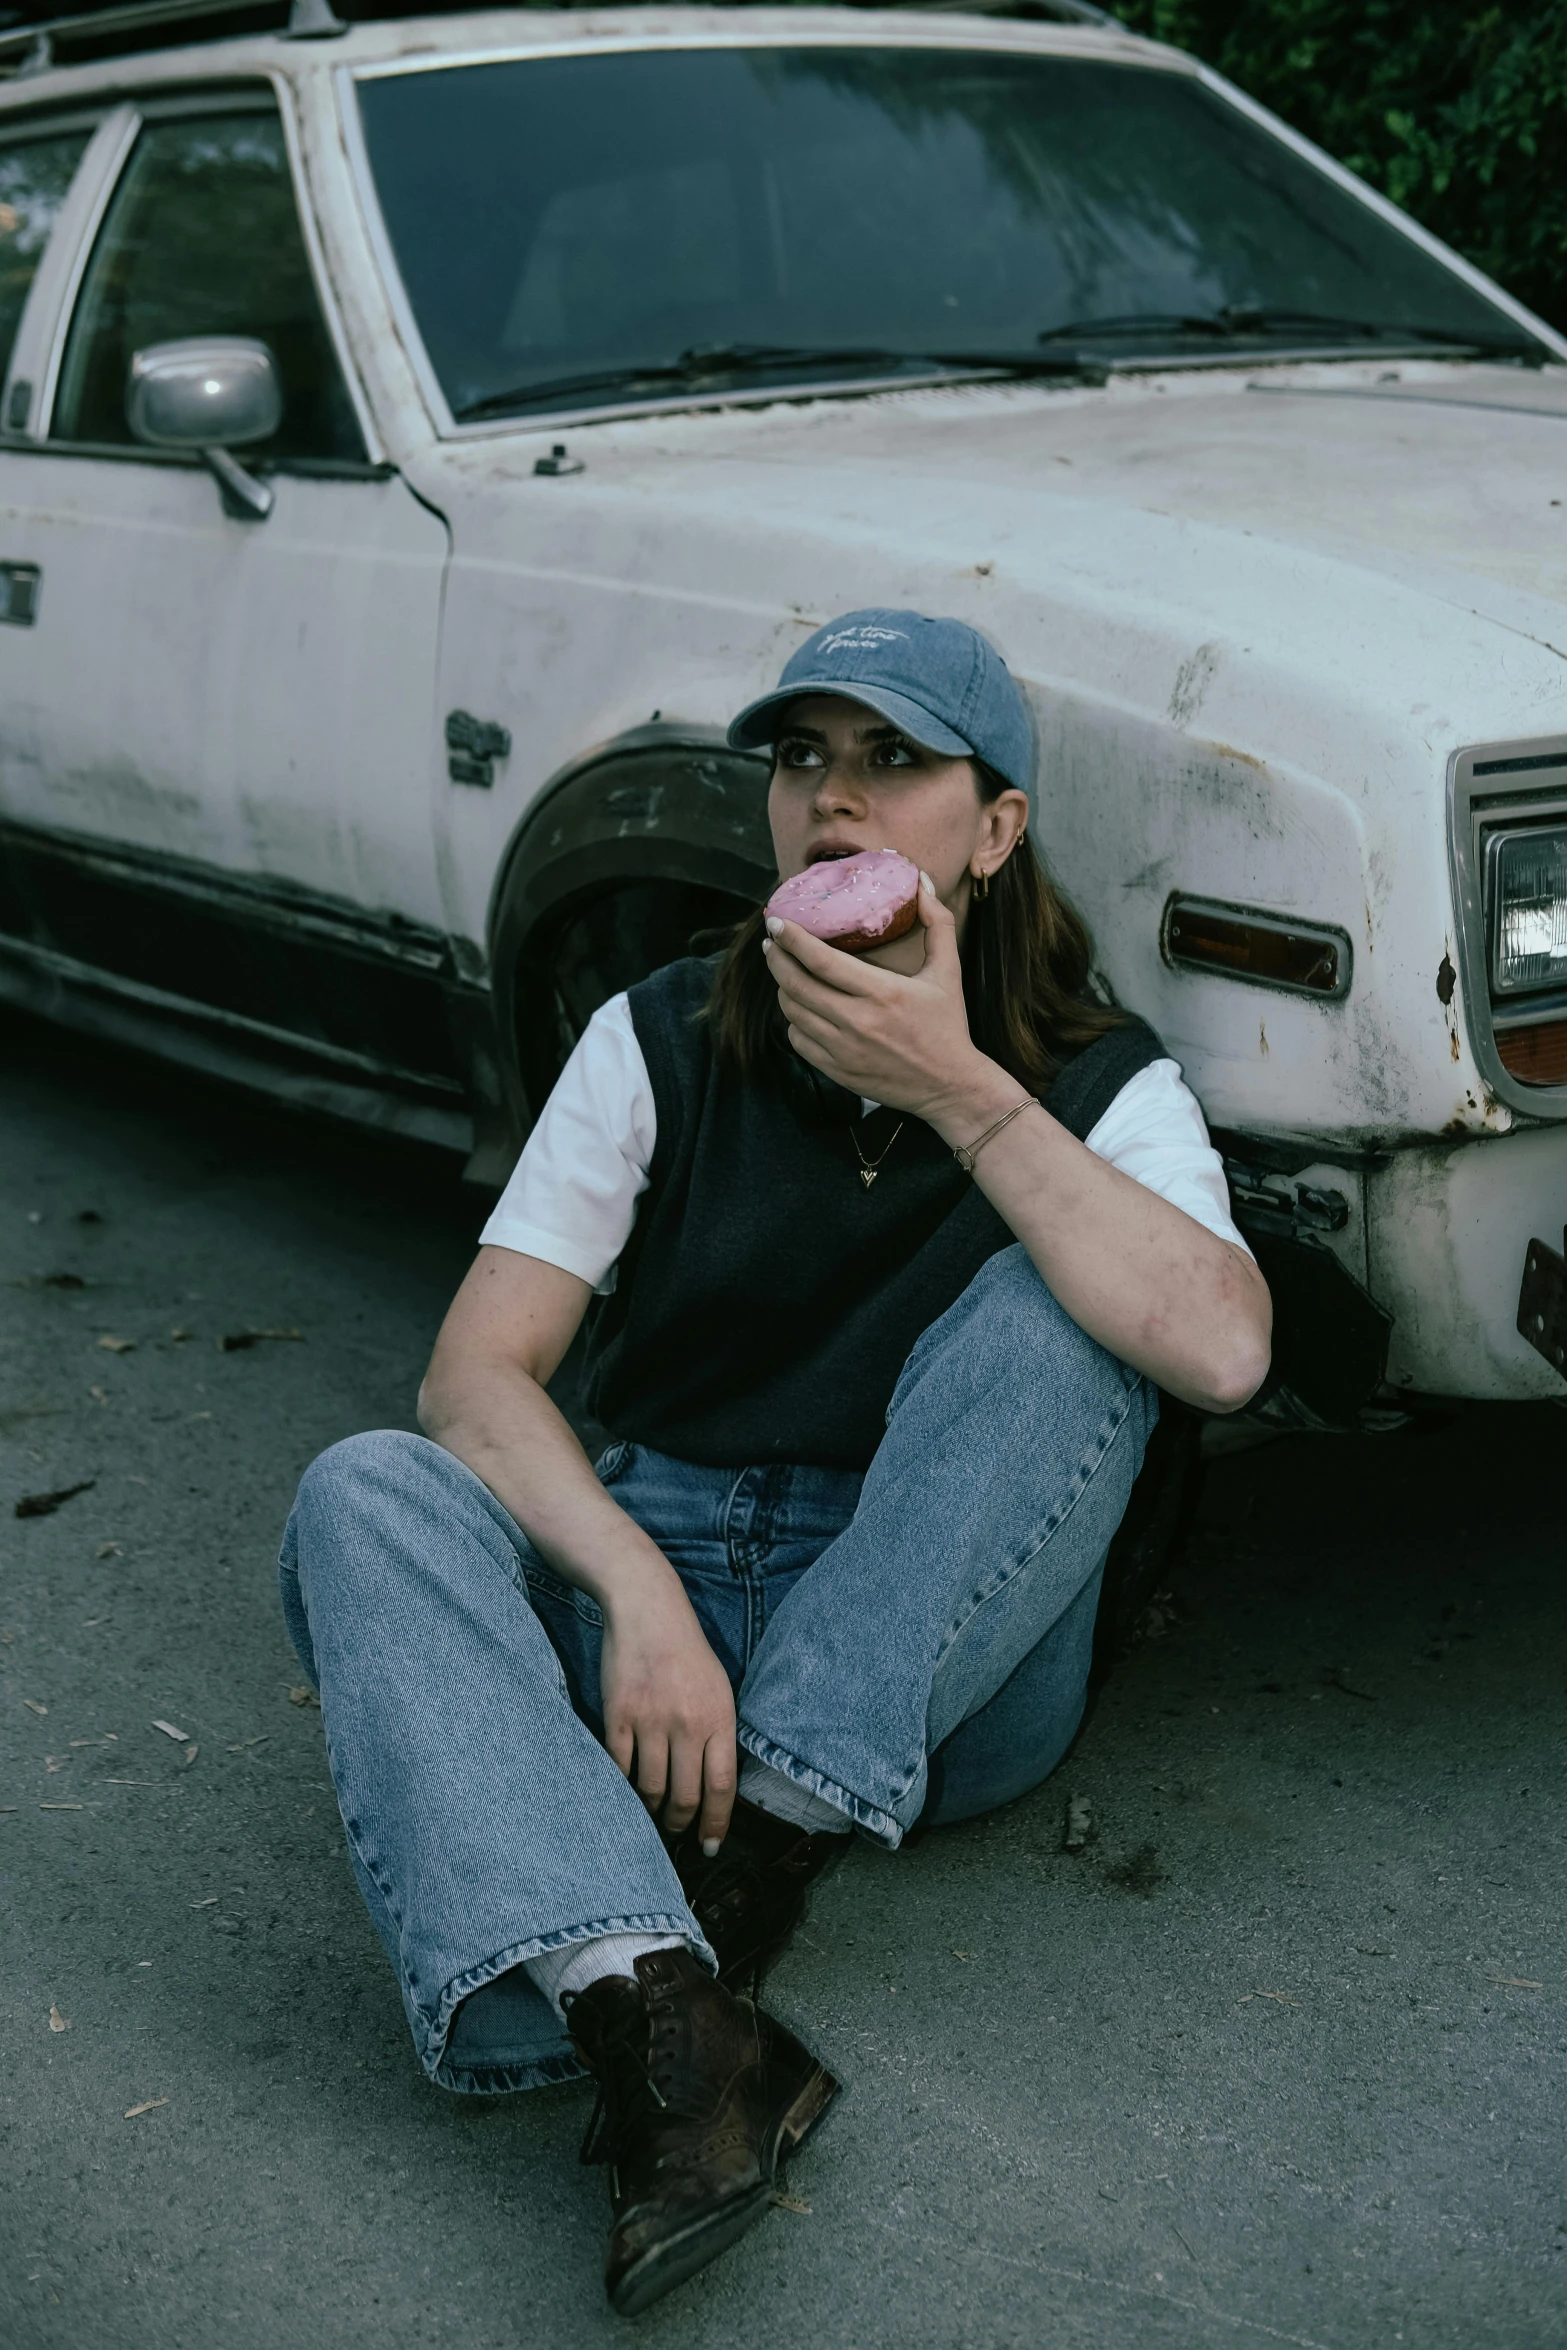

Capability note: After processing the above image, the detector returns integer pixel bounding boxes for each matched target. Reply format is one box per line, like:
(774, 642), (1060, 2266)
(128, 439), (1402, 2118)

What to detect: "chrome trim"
(1159, 893), (1353, 1001)
(34, 101), (139, 435)
(1493, 995), (1567, 1033)
(1446, 734), (1567, 1119)
(0, 101), (132, 440)
(345, 23), (1163, 87)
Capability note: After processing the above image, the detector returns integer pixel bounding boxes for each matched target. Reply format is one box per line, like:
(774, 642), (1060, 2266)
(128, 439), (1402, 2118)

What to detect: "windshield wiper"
(454, 342), (1106, 421)
(1035, 307), (1542, 359)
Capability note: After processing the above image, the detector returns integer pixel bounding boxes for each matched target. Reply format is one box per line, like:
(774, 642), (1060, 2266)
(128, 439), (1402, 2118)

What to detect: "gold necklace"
(850, 1117), (905, 1189)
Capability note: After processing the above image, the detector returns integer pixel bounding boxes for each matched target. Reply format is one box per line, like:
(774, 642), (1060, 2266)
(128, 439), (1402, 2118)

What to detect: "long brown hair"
(707, 759), (1126, 1095)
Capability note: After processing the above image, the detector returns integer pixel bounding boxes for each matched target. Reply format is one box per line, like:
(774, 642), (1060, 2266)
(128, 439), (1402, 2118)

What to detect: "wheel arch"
(483, 722), (775, 1163)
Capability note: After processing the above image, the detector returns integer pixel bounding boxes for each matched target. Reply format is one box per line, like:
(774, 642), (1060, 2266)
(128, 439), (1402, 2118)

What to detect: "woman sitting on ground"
(280, 610), (1271, 2316)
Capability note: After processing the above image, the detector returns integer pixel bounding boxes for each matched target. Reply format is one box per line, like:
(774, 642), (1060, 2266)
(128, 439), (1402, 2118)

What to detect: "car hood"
(421, 355), (1567, 665)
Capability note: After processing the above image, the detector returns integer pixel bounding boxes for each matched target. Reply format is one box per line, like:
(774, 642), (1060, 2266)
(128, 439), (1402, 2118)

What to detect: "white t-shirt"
(480, 991), (1249, 1292)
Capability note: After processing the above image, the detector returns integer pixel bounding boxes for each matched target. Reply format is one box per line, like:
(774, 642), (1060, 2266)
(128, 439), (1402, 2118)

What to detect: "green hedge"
(1103, 2), (1567, 332)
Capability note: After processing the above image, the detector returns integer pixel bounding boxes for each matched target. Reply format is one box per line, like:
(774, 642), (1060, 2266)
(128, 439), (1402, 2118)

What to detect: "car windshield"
(355, 44), (1545, 423)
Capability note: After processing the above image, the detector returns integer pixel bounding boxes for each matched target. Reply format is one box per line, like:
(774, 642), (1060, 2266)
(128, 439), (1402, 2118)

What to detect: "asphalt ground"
(2, 1006), (1563, 2350)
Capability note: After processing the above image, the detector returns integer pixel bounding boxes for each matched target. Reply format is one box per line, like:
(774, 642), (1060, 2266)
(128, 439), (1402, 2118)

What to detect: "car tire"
(486, 731), (775, 1159)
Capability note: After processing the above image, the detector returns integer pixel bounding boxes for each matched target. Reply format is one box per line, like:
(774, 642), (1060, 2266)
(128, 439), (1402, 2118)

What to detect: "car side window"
(0, 129), (93, 384)
(51, 105), (363, 462)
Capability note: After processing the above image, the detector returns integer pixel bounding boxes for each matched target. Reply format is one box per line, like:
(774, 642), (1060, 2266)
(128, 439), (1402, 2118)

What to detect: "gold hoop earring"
(972, 868), (990, 901)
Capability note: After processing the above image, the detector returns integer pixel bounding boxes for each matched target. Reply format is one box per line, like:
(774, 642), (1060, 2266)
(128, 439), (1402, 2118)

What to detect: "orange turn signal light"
(1495, 1018), (1567, 1086)
(1161, 896), (1351, 1000)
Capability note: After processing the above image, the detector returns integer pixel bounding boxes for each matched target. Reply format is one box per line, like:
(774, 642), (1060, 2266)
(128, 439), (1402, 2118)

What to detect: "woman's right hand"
(599, 1574), (738, 1852)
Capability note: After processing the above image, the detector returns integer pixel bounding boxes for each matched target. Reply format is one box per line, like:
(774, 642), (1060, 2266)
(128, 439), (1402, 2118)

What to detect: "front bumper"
(1366, 1124), (1567, 1400)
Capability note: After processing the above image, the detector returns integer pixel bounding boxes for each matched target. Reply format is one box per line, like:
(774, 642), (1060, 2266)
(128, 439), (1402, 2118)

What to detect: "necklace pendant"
(860, 1167), (877, 1189)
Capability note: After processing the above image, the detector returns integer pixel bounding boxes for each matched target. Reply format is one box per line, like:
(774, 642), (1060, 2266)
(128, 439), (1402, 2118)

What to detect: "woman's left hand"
(763, 872), (993, 1124)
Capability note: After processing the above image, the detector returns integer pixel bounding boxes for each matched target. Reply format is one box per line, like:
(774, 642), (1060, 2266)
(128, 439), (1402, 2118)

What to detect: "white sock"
(524, 1931), (689, 2021)
(739, 1757), (852, 1836)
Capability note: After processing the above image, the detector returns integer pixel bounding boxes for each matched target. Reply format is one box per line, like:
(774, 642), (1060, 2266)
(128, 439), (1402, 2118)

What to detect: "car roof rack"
(0, 0), (1116, 79)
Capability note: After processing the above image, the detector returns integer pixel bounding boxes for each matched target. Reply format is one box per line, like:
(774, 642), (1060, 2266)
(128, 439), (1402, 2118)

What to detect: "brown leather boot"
(667, 1797), (847, 1994)
(563, 1947), (839, 2316)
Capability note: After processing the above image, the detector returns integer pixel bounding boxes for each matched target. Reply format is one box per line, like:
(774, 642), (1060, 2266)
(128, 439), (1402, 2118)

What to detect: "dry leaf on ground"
(182, 1744), (198, 1767)
(772, 2193), (812, 2215)
(151, 1719), (192, 1743)
(23, 1698), (47, 1716)
(288, 1686), (319, 1708)
(16, 1481), (95, 1520)
(1490, 1974), (1543, 1989)
(96, 1335), (135, 1354)
(97, 1542), (122, 1559)
(123, 2098), (167, 2120)
(191, 1896), (218, 1908)
(48, 2006), (68, 2032)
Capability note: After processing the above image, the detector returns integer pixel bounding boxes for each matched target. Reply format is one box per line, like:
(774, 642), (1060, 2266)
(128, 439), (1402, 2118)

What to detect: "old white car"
(2, 0), (1565, 1429)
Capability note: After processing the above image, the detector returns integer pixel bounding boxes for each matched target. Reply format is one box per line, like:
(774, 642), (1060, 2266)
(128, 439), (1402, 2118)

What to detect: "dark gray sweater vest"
(580, 957), (1163, 1471)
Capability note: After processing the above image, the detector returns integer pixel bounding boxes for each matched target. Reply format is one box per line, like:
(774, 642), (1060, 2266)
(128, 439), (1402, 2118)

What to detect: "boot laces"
(689, 1843), (777, 1999)
(563, 1987), (669, 2171)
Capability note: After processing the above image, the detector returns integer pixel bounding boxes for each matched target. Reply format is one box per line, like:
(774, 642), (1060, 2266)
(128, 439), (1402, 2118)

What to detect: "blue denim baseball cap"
(727, 608), (1034, 793)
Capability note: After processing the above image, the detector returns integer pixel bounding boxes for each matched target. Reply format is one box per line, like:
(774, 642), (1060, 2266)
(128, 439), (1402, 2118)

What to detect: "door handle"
(0, 562), (40, 625)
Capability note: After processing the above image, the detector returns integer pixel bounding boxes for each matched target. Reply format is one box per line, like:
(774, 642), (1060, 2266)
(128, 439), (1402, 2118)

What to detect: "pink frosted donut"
(766, 848), (920, 955)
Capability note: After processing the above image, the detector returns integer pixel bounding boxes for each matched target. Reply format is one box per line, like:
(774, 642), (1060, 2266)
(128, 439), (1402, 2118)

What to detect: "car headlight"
(1486, 823), (1567, 994)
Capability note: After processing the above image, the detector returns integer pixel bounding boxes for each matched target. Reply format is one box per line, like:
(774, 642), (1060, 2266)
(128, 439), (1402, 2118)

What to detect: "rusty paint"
(1450, 1029), (1461, 1063)
(1206, 741), (1268, 773)
(1436, 953), (1457, 1007)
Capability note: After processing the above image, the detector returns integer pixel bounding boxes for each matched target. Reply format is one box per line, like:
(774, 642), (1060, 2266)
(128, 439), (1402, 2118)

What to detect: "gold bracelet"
(953, 1097), (1037, 1173)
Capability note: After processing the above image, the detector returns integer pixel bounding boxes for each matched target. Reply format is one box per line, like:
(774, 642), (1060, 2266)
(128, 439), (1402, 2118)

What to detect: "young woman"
(280, 611), (1271, 2317)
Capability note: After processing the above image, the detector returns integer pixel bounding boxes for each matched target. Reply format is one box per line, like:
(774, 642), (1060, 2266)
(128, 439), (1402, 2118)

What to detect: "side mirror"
(126, 338), (283, 522)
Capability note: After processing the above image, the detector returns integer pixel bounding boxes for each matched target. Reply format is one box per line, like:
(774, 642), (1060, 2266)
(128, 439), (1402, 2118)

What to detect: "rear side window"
(51, 106), (362, 461)
(0, 129), (92, 384)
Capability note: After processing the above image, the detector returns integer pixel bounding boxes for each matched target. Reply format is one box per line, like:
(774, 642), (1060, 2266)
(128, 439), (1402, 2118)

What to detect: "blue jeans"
(279, 1245), (1155, 2094)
